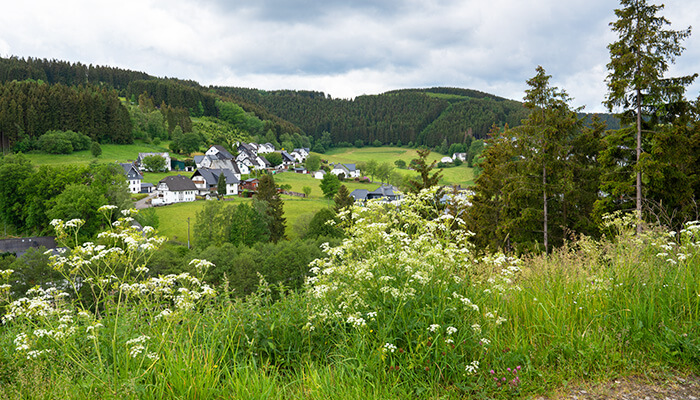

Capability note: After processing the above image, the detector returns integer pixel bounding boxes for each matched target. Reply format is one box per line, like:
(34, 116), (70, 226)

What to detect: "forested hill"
(213, 87), (528, 147)
(0, 56), (618, 152)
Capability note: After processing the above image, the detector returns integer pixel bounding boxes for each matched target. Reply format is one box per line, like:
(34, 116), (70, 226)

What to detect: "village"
(122, 143), (445, 207)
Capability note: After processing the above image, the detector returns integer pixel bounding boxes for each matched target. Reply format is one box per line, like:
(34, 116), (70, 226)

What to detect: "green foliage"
(46, 184), (107, 238)
(176, 132), (202, 154)
(320, 172), (341, 199)
(406, 148), (443, 194)
(265, 152), (283, 167)
(306, 207), (343, 239)
(90, 141), (102, 157)
(135, 207), (160, 229)
(217, 172), (226, 199)
(305, 154), (321, 171)
(394, 159), (406, 169)
(302, 186), (312, 197)
(468, 68), (599, 253)
(333, 185), (354, 213)
(604, 0), (698, 227)
(37, 130), (91, 154)
(257, 174), (286, 242)
(193, 200), (271, 249)
(0, 80), (132, 153)
(142, 154), (167, 172)
(0, 156), (131, 235)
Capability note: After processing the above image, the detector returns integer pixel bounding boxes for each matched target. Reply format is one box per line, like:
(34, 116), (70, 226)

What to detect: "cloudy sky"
(1, 0), (699, 113)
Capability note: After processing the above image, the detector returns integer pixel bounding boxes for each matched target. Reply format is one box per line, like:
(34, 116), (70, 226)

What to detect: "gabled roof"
(192, 168), (240, 186)
(119, 163), (143, 180)
(332, 163), (357, 172)
(258, 155), (271, 167)
(209, 145), (234, 160)
(280, 151), (295, 163)
(350, 189), (369, 201)
(369, 184), (400, 197)
(160, 175), (197, 191)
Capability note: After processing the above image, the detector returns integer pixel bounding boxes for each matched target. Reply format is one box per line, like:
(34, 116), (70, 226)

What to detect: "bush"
(90, 141), (102, 157)
(37, 132), (73, 154)
(37, 130), (92, 154)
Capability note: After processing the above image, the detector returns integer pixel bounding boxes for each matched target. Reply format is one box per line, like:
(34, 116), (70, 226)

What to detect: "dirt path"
(535, 375), (700, 399)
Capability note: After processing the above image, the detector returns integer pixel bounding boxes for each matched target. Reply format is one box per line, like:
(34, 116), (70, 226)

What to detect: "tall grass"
(1, 196), (698, 399)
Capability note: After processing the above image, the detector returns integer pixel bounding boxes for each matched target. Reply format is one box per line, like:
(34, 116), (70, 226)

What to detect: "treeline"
(466, 66), (700, 253)
(418, 98), (529, 147)
(0, 80), (132, 152)
(215, 87), (449, 146)
(0, 56), (151, 91)
(126, 79), (218, 117)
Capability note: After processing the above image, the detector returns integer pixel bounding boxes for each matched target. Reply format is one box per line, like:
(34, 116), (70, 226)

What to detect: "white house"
(257, 143), (276, 153)
(452, 152), (467, 162)
(152, 175), (197, 206)
(440, 156), (454, 164)
(137, 152), (171, 171)
(290, 148), (310, 163)
(119, 163), (143, 194)
(195, 145), (240, 172)
(313, 170), (326, 180)
(191, 168), (240, 198)
(330, 163), (361, 179)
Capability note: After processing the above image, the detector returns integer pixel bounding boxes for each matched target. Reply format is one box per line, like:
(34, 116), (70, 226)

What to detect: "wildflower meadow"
(1, 190), (699, 399)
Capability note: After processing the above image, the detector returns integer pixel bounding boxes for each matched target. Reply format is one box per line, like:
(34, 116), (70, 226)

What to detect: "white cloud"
(0, 0), (698, 113)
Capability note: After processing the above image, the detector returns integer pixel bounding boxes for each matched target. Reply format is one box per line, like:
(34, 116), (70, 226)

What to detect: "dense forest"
(0, 80), (132, 152)
(0, 56), (618, 155)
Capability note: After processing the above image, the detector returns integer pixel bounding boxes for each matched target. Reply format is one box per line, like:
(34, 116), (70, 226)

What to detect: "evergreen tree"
(406, 148), (443, 194)
(90, 141), (102, 157)
(604, 0), (697, 231)
(217, 172), (226, 199)
(334, 185), (354, 213)
(256, 174), (286, 242)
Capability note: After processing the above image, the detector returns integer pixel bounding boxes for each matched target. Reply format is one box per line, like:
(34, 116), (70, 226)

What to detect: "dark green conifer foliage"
(256, 174), (286, 243)
(604, 0), (697, 231)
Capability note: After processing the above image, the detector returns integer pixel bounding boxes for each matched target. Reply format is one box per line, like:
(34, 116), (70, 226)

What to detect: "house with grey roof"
(151, 175), (198, 206)
(331, 163), (361, 179)
(196, 145), (241, 173)
(351, 184), (402, 202)
(120, 162), (143, 194)
(191, 168), (240, 198)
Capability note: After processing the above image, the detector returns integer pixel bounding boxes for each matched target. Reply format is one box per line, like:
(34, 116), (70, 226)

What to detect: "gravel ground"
(535, 375), (700, 400)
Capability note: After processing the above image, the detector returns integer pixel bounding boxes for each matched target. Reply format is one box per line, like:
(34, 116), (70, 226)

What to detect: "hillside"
(0, 56), (619, 155)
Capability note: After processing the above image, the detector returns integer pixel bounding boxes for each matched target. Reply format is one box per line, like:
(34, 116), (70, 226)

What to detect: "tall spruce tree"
(256, 174), (286, 242)
(216, 172), (226, 199)
(467, 68), (584, 253)
(604, 0), (697, 232)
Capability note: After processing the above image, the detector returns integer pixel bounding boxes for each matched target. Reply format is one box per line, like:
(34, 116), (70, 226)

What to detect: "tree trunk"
(543, 163), (548, 253)
(636, 87), (642, 234)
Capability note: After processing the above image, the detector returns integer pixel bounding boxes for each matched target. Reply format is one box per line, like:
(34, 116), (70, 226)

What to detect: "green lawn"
(320, 146), (475, 186)
(274, 171), (377, 199)
(153, 195), (329, 242)
(23, 140), (173, 166)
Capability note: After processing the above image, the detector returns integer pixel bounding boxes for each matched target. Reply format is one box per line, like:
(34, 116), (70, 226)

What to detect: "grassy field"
(22, 140), (173, 166)
(321, 146), (475, 186)
(153, 194), (331, 242)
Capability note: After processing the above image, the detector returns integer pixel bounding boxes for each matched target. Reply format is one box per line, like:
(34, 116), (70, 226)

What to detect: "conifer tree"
(217, 172), (226, 199)
(256, 174), (286, 242)
(604, 0), (697, 232)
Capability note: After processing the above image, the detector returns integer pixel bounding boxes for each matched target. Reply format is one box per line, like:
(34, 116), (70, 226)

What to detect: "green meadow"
(22, 140), (172, 166)
(322, 146), (475, 186)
